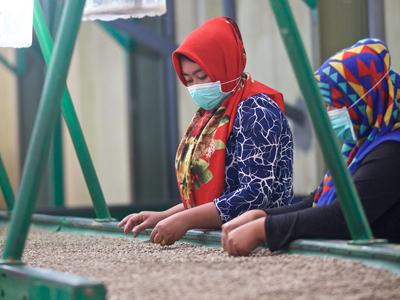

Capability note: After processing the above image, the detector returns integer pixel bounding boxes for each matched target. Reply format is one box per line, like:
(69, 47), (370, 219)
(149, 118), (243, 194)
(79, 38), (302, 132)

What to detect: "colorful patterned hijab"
(313, 39), (400, 206)
(172, 17), (285, 209)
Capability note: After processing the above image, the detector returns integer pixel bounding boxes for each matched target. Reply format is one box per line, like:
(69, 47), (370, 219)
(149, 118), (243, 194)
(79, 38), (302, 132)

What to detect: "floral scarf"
(313, 39), (400, 206)
(172, 17), (285, 209)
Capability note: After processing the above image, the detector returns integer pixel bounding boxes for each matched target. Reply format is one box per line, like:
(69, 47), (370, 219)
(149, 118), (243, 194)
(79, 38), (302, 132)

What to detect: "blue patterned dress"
(213, 93), (294, 223)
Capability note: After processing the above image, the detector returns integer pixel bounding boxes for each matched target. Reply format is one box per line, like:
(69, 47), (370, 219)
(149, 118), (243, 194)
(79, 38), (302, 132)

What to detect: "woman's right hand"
(221, 209), (267, 249)
(118, 211), (166, 237)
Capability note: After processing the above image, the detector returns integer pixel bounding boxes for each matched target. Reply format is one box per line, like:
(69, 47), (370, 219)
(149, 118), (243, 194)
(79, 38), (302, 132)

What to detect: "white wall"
(385, 0), (400, 72)
(65, 22), (131, 207)
(174, 0), (200, 139)
(0, 48), (19, 210)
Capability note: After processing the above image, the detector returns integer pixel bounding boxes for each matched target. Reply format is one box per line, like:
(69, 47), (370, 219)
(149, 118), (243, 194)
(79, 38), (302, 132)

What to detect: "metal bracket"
(0, 265), (106, 300)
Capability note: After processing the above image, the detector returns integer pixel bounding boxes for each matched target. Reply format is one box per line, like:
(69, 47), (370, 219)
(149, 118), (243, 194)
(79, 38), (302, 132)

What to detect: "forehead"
(180, 57), (203, 74)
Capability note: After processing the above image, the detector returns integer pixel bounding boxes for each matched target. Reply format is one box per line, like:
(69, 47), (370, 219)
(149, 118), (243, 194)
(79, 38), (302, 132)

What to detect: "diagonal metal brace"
(33, 0), (115, 222)
(0, 154), (15, 211)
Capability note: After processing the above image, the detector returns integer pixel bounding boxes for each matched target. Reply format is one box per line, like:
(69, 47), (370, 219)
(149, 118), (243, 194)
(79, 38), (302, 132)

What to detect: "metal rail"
(1, 211), (400, 275)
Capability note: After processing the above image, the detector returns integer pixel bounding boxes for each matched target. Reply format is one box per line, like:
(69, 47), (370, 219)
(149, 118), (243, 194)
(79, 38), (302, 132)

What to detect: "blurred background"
(0, 0), (399, 217)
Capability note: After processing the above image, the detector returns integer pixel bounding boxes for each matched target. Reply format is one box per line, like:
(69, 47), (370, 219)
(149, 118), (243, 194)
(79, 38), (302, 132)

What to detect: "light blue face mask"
(188, 77), (240, 110)
(327, 107), (357, 144)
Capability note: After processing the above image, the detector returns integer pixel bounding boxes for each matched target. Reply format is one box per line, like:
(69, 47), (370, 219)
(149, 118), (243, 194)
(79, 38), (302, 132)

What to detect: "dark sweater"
(263, 141), (400, 252)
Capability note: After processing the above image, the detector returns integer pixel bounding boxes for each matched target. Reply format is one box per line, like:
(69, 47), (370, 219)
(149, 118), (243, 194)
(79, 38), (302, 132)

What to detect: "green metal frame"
(0, 0), (115, 221)
(33, 0), (115, 222)
(0, 155), (15, 211)
(98, 21), (134, 51)
(43, 0), (65, 208)
(0, 54), (18, 75)
(1, 0), (399, 298)
(269, 0), (380, 244)
(0, 0), (108, 298)
(2, 0), (86, 262)
(302, 0), (317, 10)
(0, 264), (106, 300)
(0, 49), (28, 77)
(49, 114), (64, 207)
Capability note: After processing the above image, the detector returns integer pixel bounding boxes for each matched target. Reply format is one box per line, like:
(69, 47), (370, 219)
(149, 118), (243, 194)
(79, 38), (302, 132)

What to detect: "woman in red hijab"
(119, 17), (293, 245)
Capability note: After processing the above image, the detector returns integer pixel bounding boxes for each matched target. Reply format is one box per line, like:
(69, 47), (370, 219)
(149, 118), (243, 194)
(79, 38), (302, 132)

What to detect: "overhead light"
(0, 0), (34, 48)
(82, 0), (167, 22)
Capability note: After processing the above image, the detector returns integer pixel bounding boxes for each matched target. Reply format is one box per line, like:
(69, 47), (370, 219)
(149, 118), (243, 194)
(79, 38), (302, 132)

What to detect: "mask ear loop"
(342, 69), (390, 143)
(220, 76), (242, 93)
(348, 69), (391, 110)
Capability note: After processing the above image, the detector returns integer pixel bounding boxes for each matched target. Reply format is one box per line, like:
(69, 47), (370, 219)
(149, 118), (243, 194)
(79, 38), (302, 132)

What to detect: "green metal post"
(269, 0), (375, 242)
(49, 115), (64, 207)
(33, 0), (115, 221)
(0, 154), (15, 211)
(302, 0), (317, 10)
(46, 0), (65, 208)
(2, 0), (87, 262)
(98, 21), (133, 51)
(16, 49), (27, 77)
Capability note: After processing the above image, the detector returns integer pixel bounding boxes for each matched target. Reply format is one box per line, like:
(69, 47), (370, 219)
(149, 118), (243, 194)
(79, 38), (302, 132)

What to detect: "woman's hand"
(221, 210), (266, 249)
(222, 217), (267, 256)
(118, 211), (166, 237)
(150, 214), (189, 246)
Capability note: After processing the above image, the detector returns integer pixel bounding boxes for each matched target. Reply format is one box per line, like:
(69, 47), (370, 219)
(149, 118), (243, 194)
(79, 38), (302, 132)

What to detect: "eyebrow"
(181, 67), (204, 77)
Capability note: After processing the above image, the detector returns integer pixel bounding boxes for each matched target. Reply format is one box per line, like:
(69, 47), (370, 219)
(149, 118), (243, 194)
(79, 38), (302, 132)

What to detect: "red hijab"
(173, 17), (285, 209)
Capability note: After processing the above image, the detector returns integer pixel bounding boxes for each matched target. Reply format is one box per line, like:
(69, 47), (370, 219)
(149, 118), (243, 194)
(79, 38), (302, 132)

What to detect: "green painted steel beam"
(0, 264), (106, 300)
(0, 155), (15, 211)
(269, 0), (375, 242)
(98, 21), (134, 51)
(0, 53), (18, 75)
(49, 115), (64, 207)
(284, 239), (400, 275)
(46, 0), (66, 209)
(302, 0), (317, 9)
(17, 49), (28, 77)
(1, 0), (87, 262)
(33, 0), (115, 221)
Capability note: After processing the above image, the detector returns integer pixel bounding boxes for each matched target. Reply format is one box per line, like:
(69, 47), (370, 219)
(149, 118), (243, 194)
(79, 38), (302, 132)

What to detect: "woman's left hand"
(223, 218), (267, 256)
(150, 214), (189, 246)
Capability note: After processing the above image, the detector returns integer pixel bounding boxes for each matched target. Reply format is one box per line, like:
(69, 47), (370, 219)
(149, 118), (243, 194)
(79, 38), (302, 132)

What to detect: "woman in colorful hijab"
(119, 17), (294, 245)
(222, 39), (400, 256)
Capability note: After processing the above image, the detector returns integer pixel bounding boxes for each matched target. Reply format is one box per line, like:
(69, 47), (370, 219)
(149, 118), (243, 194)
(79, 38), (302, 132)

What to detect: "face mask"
(328, 107), (357, 144)
(188, 77), (240, 110)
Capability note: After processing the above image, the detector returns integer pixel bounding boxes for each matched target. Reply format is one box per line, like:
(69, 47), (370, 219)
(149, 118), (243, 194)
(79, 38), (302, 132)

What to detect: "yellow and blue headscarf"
(313, 39), (400, 206)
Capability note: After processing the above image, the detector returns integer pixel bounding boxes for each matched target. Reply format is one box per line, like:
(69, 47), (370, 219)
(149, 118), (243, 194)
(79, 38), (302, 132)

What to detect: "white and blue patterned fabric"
(213, 93), (294, 223)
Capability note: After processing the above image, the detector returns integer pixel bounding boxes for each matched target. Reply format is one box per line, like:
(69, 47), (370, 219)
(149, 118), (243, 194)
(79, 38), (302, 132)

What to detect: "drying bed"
(1, 226), (400, 300)
(1, 211), (400, 275)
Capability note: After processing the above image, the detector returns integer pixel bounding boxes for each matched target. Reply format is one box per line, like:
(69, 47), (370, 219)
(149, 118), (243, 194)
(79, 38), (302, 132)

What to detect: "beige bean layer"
(1, 227), (400, 300)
